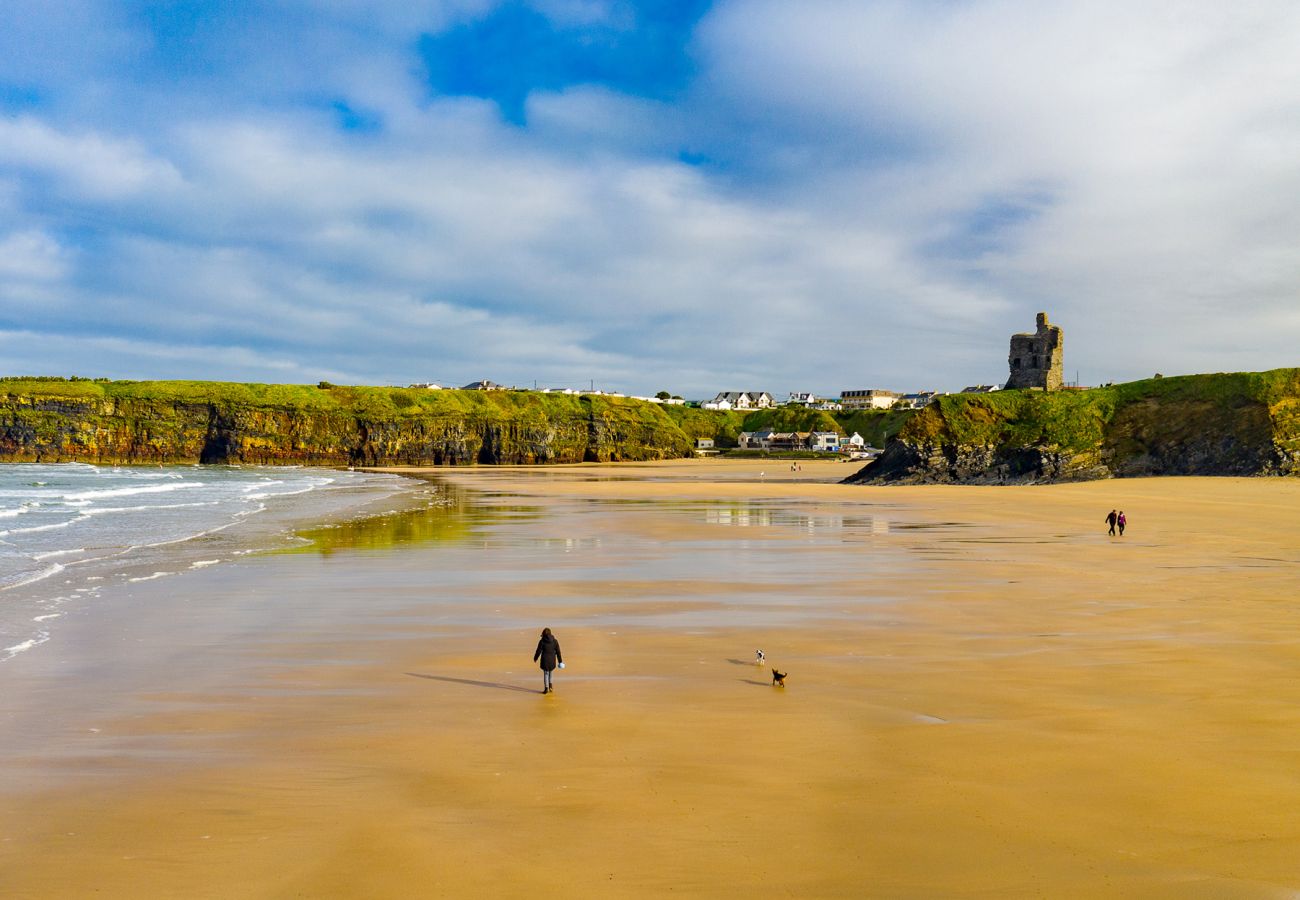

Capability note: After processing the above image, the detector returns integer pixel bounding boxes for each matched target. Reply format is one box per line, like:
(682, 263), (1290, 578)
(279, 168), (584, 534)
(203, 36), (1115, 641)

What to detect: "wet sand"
(3, 459), (1300, 897)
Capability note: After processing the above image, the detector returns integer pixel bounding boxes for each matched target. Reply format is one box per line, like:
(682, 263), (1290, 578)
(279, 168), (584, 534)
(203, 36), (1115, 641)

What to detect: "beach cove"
(2, 459), (1299, 897)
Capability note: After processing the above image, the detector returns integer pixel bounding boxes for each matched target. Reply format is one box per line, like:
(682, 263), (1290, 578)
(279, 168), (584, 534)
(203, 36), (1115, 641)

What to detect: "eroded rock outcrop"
(845, 369), (1300, 484)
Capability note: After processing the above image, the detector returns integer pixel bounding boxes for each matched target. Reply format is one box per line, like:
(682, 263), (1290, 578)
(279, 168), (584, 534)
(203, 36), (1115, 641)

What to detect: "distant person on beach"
(1105, 509), (1118, 536)
(1117, 511), (1127, 536)
(533, 627), (563, 694)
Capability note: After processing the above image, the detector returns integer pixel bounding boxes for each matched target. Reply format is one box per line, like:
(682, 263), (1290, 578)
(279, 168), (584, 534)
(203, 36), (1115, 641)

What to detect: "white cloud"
(695, 0), (1300, 383)
(0, 230), (69, 281)
(0, 117), (182, 200)
(2, 1), (1299, 394)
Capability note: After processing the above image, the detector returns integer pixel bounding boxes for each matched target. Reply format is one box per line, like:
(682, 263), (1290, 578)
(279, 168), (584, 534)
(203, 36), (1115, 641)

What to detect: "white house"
(896, 391), (942, 409)
(708, 391), (774, 410)
(738, 429), (775, 449)
(808, 432), (842, 452)
(787, 392), (819, 407)
(461, 380), (505, 391)
(846, 432), (866, 448)
(961, 384), (1002, 394)
(408, 382), (444, 390)
(840, 389), (900, 410)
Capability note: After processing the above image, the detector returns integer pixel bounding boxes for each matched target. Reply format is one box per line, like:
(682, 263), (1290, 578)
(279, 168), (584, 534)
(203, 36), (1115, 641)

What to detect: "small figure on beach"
(1105, 509), (1118, 536)
(771, 669), (787, 687)
(1117, 511), (1127, 536)
(755, 649), (765, 666)
(533, 627), (563, 694)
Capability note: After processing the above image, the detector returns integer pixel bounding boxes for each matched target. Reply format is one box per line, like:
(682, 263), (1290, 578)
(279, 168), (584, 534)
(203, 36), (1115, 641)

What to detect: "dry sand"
(3, 459), (1300, 898)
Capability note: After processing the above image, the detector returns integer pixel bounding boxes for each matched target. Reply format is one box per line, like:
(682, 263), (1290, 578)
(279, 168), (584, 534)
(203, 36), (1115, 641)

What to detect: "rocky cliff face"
(0, 382), (706, 466)
(845, 369), (1300, 485)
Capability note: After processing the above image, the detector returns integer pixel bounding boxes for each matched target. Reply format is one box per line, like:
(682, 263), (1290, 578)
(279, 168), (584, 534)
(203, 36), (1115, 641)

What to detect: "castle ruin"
(1005, 312), (1063, 391)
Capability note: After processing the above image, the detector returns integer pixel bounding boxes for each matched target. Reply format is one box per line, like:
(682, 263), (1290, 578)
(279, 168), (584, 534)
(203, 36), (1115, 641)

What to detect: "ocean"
(0, 463), (414, 662)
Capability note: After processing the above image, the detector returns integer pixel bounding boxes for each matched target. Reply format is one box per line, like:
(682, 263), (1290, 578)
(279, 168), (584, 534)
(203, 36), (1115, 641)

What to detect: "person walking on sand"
(1117, 511), (1127, 536)
(533, 627), (563, 694)
(1105, 509), (1118, 536)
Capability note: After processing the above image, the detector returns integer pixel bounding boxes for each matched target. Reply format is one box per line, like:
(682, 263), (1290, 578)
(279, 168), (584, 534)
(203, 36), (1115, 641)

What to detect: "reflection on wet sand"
(286, 480), (543, 555)
(702, 501), (892, 534)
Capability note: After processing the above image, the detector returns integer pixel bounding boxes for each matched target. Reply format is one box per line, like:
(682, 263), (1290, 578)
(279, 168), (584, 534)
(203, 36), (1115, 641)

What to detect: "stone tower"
(1005, 312), (1063, 390)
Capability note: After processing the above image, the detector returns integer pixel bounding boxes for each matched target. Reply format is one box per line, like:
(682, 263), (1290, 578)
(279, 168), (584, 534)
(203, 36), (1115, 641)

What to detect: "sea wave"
(61, 482), (206, 502)
(2, 563), (65, 591)
(0, 518), (86, 537)
(83, 501), (221, 516)
(0, 463), (414, 664)
(32, 548), (88, 560)
(2, 632), (50, 661)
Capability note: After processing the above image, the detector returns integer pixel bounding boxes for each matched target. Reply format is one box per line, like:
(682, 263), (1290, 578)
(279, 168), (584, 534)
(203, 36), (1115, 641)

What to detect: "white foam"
(33, 613), (63, 622)
(32, 548), (87, 560)
(246, 484), (319, 500)
(2, 563), (65, 591)
(83, 501), (218, 516)
(0, 517), (86, 537)
(127, 571), (173, 583)
(190, 560), (221, 569)
(61, 483), (205, 502)
(2, 632), (49, 661)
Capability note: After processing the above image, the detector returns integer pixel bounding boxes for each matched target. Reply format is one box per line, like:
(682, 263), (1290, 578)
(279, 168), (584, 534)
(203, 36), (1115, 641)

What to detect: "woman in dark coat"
(533, 627), (563, 694)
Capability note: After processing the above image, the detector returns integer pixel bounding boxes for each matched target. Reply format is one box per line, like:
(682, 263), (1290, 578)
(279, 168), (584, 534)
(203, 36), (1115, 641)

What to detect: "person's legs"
(543, 669), (552, 692)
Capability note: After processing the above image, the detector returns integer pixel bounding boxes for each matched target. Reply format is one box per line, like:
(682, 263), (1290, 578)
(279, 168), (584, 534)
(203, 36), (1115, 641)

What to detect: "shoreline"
(0, 464), (424, 666)
(2, 461), (1299, 896)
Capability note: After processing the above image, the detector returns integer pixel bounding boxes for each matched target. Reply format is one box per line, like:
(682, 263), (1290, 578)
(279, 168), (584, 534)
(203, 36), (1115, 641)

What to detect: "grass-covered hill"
(0, 378), (747, 466)
(846, 368), (1300, 484)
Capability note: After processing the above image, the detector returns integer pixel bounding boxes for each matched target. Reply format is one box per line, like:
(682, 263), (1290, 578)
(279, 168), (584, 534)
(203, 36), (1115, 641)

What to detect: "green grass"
(895, 368), (1300, 455)
(0, 379), (753, 462)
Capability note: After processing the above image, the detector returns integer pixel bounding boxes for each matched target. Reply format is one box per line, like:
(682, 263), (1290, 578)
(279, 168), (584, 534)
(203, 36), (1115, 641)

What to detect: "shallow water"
(0, 463), (413, 663)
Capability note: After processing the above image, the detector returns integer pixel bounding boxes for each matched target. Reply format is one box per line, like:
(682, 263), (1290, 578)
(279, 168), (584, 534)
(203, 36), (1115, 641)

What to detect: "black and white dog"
(755, 649), (766, 666)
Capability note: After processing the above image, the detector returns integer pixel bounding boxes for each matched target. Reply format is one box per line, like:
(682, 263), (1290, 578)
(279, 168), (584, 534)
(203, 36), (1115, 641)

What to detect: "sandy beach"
(3, 459), (1300, 898)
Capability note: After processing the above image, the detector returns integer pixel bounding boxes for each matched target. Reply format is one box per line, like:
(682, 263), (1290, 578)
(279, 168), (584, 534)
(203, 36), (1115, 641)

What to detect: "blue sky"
(2, 1), (1299, 396)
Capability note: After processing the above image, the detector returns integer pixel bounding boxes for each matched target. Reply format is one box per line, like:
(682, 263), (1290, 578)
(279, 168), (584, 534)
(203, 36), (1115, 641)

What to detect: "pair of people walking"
(1105, 509), (1127, 536)
(533, 627), (563, 694)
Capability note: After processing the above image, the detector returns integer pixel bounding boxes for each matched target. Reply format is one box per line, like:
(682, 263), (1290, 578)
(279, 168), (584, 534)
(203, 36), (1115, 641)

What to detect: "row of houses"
(409, 382), (1002, 410)
(707, 384), (1003, 412)
(737, 430), (875, 454)
(408, 381), (685, 404)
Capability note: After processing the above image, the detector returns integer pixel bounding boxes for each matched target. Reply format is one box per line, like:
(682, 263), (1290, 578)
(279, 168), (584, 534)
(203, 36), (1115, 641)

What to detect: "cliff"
(845, 369), (1300, 484)
(0, 379), (744, 466)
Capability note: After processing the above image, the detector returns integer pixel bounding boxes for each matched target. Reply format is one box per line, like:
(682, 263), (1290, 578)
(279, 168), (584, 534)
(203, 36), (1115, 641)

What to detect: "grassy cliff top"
(0, 378), (707, 421)
(900, 368), (1300, 451)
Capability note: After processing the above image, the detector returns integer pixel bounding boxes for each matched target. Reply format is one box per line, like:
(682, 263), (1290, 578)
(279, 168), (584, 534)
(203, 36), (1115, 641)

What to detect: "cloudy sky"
(1, 1), (1297, 397)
